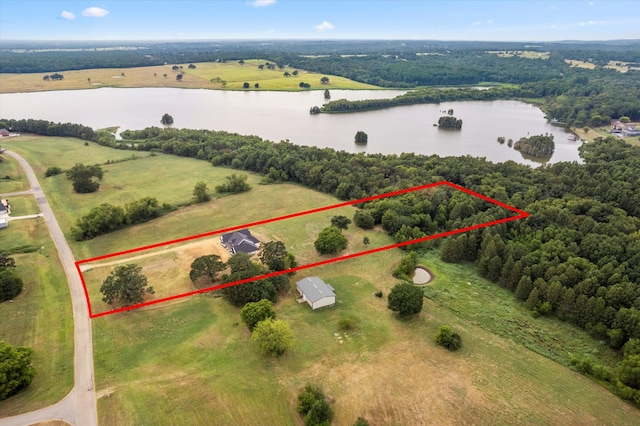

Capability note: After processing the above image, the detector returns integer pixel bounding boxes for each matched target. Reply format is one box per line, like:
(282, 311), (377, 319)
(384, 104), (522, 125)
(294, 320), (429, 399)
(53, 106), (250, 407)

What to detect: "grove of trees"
(66, 163), (103, 193)
(437, 116), (463, 130)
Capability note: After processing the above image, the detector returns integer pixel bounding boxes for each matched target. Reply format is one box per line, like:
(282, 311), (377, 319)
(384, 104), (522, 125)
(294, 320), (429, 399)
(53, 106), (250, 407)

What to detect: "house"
(0, 200), (8, 215)
(296, 277), (336, 310)
(220, 228), (261, 255)
(0, 129), (9, 137)
(0, 219), (7, 229)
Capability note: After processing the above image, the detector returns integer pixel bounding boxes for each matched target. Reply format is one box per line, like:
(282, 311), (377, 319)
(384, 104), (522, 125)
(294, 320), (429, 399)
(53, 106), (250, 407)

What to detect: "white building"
(296, 277), (336, 310)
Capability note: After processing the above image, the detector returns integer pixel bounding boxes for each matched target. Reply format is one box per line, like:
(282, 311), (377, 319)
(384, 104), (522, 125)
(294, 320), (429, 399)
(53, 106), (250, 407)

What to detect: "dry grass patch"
(565, 59), (596, 69)
(0, 60), (377, 94)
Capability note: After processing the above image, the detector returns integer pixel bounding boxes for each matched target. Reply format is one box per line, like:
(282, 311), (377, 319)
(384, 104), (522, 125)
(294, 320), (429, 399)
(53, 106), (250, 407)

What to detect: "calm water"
(0, 88), (582, 165)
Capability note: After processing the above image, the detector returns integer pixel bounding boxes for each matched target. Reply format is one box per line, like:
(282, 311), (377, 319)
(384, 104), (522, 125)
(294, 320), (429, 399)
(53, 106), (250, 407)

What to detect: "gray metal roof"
(296, 277), (335, 303)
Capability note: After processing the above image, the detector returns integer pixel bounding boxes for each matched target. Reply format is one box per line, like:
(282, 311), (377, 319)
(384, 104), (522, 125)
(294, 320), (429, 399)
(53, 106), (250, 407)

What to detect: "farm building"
(0, 199), (8, 215)
(296, 276), (336, 310)
(0, 218), (7, 229)
(220, 229), (261, 255)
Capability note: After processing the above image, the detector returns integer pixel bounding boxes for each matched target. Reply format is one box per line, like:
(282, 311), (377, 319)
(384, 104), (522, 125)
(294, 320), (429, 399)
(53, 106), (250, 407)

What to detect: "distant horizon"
(1, 1), (638, 42)
(2, 38), (638, 44)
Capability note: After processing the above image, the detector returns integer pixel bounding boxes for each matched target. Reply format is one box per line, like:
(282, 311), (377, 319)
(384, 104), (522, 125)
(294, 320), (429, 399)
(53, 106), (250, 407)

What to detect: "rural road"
(0, 150), (98, 426)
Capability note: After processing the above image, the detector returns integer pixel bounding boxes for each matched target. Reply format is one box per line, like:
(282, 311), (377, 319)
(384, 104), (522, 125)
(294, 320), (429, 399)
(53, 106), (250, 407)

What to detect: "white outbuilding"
(296, 276), (336, 310)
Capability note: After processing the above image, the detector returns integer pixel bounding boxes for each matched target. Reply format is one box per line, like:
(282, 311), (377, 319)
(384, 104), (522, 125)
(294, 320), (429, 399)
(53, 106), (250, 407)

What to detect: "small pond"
(412, 267), (433, 285)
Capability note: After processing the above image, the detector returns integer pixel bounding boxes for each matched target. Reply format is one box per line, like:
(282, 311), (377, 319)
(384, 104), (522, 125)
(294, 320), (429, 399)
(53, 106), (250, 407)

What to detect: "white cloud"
(82, 7), (110, 18)
(314, 21), (334, 32)
(59, 11), (75, 20)
(251, 0), (276, 7)
(471, 21), (481, 26)
(579, 20), (604, 26)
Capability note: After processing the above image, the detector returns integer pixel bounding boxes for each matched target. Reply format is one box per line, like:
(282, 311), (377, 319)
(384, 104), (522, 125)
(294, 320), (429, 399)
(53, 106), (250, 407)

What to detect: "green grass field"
(0, 152), (30, 193)
(0, 219), (74, 417)
(0, 60), (377, 94)
(3, 135), (639, 424)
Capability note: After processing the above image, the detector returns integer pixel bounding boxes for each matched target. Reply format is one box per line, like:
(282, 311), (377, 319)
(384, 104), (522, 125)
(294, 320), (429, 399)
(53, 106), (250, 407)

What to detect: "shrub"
(0, 269), (24, 302)
(338, 316), (359, 332)
(44, 166), (63, 177)
(434, 325), (462, 351)
(296, 385), (334, 426)
(374, 290), (383, 298)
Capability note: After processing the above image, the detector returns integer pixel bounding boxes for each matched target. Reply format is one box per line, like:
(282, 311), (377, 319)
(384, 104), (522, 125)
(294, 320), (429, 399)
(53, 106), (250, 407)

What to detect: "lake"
(0, 88), (582, 165)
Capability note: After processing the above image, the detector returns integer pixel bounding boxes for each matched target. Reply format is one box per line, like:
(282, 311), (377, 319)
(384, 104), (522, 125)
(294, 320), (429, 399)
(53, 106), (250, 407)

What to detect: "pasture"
(0, 60), (377, 94)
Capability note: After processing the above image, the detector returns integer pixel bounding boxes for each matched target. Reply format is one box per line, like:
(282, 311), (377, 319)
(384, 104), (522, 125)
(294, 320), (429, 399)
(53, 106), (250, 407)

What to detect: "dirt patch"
(82, 236), (232, 272)
(30, 422), (71, 426)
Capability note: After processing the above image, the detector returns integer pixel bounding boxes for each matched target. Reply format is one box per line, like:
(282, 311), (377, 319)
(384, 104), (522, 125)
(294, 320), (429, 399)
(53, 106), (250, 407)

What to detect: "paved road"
(0, 150), (97, 426)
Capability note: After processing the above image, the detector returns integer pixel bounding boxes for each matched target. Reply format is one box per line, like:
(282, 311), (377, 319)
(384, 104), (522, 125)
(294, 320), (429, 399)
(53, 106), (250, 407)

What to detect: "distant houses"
(220, 229), (261, 255)
(296, 277), (336, 310)
(0, 129), (20, 138)
(611, 121), (640, 137)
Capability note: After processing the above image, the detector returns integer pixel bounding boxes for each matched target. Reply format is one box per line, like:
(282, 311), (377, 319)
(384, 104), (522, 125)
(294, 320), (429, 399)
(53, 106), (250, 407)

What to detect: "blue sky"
(0, 0), (638, 41)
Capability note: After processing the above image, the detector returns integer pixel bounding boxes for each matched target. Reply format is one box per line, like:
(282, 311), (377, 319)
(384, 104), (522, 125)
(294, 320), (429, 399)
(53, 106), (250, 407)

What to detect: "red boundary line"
(76, 181), (529, 318)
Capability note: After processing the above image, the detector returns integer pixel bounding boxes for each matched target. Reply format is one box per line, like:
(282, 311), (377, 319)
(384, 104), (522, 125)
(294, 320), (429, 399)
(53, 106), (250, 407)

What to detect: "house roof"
(221, 229), (260, 253)
(296, 277), (335, 303)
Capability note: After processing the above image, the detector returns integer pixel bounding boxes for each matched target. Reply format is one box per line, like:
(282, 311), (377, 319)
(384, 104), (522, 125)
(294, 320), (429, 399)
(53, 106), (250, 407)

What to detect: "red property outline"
(76, 181), (529, 318)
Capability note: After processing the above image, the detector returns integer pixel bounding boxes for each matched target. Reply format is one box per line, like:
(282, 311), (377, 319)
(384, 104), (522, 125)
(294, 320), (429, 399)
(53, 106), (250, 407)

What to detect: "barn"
(296, 277), (336, 310)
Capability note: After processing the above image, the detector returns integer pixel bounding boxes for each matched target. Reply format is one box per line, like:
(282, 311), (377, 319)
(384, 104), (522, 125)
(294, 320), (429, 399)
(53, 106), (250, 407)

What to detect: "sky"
(0, 0), (638, 41)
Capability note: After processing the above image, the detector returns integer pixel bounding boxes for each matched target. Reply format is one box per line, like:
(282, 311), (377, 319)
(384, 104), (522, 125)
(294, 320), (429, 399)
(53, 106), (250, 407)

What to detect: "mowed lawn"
(0, 151), (30, 193)
(0, 59), (377, 94)
(0, 219), (74, 417)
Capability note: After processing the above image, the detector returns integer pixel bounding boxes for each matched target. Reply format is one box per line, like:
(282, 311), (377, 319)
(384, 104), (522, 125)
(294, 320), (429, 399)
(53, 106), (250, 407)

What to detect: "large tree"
(330, 215), (352, 232)
(100, 264), (154, 307)
(240, 299), (276, 331)
(387, 283), (424, 317)
(250, 318), (293, 356)
(0, 340), (35, 400)
(314, 226), (348, 255)
(160, 113), (174, 125)
(353, 210), (375, 229)
(259, 241), (288, 271)
(189, 254), (225, 285)
(66, 163), (103, 193)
